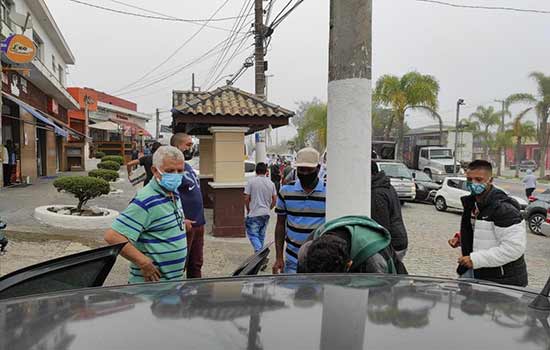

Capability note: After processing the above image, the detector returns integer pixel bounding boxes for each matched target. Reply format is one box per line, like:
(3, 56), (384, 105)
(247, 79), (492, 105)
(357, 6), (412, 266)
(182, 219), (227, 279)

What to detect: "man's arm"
(126, 159), (140, 176)
(104, 229), (161, 281)
(271, 195), (277, 209)
(244, 194), (251, 214)
(272, 214), (287, 274)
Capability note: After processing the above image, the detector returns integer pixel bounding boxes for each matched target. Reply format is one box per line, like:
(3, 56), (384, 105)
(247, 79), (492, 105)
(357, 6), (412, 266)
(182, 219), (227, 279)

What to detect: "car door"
(445, 179), (466, 208)
(0, 243), (125, 300)
(233, 242), (273, 276)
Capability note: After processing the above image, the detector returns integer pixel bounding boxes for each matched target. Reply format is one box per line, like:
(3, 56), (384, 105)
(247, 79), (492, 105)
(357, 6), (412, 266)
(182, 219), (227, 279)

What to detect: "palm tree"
(469, 106), (502, 160)
(506, 72), (550, 177)
(374, 72), (440, 159)
(296, 103), (328, 151)
(510, 108), (536, 177)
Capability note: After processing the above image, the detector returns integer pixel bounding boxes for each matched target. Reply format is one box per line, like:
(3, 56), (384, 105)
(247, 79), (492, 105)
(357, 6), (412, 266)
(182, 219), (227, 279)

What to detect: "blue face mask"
(467, 182), (487, 196)
(158, 171), (183, 192)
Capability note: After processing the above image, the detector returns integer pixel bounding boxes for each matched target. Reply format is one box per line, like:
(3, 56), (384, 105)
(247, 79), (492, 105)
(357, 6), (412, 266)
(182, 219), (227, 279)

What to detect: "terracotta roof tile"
(172, 86), (294, 118)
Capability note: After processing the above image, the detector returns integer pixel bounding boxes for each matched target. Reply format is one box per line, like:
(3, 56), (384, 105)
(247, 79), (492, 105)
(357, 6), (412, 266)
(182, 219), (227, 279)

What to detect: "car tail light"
(529, 196), (537, 202)
(547, 208), (550, 215)
(546, 218), (550, 224)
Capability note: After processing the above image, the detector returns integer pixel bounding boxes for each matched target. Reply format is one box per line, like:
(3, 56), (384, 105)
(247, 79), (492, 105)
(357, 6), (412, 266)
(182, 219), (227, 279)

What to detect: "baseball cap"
(295, 147), (320, 168)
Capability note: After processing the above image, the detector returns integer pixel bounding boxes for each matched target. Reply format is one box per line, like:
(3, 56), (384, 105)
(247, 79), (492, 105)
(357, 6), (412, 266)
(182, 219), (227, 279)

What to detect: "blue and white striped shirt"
(275, 179), (326, 273)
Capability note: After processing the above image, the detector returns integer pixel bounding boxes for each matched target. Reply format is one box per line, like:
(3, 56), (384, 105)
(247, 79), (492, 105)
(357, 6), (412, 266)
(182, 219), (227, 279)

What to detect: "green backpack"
(311, 215), (398, 274)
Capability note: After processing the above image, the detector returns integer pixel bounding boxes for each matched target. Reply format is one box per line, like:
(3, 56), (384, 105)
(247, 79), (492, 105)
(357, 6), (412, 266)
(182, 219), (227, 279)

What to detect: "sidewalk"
(0, 170), (257, 284)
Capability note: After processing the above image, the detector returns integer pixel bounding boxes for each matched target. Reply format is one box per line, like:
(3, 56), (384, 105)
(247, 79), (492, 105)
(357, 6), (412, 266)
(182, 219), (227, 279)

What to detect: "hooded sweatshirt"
(371, 171), (408, 251)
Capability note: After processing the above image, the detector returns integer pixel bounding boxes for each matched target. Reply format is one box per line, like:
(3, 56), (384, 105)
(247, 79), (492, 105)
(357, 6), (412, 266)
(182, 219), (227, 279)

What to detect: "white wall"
(11, 0), (68, 86)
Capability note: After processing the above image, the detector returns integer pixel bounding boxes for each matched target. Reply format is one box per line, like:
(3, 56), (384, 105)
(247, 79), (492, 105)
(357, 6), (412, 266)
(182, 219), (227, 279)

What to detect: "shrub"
(97, 160), (121, 171)
(95, 151), (106, 159)
(89, 169), (119, 182)
(102, 155), (124, 165)
(53, 176), (110, 211)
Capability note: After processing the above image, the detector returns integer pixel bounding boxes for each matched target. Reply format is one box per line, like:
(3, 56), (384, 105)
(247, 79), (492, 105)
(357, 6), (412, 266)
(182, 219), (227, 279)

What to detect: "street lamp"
(453, 99), (466, 176)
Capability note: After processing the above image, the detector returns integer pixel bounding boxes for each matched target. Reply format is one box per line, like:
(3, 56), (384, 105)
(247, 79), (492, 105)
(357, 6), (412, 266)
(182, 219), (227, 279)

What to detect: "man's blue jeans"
(245, 215), (270, 252)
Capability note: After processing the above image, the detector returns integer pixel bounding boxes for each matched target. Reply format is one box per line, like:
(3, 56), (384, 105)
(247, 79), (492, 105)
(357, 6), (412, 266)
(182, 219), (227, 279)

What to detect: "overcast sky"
(45, 0), (550, 140)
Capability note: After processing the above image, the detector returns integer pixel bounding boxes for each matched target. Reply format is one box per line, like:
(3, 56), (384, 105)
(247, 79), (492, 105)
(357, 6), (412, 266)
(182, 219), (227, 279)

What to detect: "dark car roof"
(1, 274), (548, 350)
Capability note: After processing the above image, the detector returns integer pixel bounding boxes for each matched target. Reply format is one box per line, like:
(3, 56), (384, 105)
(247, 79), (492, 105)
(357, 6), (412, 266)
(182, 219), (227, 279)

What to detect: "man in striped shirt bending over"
(272, 147), (327, 274)
(105, 146), (189, 283)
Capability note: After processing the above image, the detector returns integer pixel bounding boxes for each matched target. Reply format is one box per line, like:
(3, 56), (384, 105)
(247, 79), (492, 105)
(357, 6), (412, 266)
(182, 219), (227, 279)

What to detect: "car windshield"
(414, 172), (432, 182)
(379, 163), (412, 179)
(430, 149), (453, 159)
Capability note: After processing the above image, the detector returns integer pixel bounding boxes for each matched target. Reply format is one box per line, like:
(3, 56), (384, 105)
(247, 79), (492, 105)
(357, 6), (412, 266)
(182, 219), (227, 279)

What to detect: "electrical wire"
(270, 0), (294, 26)
(107, 0), (253, 22)
(270, 0), (304, 29)
(112, 0), (233, 94)
(414, 0), (550, 14)
(207, 43), (255, 90)
(202, 0), (255, 87)
(118, 32), (253, 97)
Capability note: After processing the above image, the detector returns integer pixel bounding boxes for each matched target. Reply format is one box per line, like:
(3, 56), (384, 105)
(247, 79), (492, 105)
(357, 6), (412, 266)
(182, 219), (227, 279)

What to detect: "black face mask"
(298, 169), (319, 188)
(183, 149), (194, 161)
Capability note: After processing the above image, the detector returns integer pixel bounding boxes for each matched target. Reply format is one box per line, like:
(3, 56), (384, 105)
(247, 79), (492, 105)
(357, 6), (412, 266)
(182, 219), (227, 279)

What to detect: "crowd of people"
(105, 138), (529, 288)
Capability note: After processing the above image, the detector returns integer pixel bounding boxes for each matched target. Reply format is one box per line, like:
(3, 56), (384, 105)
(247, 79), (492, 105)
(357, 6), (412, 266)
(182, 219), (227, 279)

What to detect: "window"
(33, 32), (44, 62)
(421, 149), (428, 158)
(52, 55), (56, 73)
(447, 179), (460, 189)
(58, 64), (63, 85)
(1, 1), (12, 30)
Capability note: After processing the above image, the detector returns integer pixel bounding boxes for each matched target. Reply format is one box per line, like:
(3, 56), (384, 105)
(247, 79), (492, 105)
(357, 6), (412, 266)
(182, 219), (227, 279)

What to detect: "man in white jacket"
(448, 160), (528, 287)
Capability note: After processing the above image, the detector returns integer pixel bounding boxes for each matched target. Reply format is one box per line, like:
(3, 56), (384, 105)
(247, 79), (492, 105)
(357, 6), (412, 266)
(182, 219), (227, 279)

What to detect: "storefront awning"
(89, 121), (120, 131)
(2, 92), (68, 138)
(111, 119), (152, 138)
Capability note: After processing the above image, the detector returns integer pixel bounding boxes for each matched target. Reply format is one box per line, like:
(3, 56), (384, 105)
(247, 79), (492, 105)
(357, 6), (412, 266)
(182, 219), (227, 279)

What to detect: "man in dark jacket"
(448, 160), (528, 287)
(371, 161), (408, 260)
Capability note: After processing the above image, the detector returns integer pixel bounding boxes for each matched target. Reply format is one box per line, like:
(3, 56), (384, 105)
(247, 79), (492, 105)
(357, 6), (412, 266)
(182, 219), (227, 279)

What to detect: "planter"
(34, 205), (119, 230)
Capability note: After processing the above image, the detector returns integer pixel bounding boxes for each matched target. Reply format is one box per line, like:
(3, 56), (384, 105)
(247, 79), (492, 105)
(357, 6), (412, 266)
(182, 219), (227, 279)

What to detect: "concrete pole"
(254, 0), (266, 164)
(155, 108), (160, 140)
(453, 99), (464, 176)
(495, 99), (506, 176)
(326, 0), (372, 220)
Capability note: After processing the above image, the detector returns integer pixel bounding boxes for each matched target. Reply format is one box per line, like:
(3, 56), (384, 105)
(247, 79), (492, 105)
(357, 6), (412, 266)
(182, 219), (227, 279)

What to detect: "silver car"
(374, 160), (416, 202)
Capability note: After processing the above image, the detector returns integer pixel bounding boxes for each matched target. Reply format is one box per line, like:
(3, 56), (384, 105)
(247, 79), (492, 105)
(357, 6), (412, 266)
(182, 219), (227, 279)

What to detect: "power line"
(118, 32), (253, 97)
(202, 0), (255, 87)
(414, 0), (550, 14)
(68, 0), (253, 23)
(112, 0), (233, 94)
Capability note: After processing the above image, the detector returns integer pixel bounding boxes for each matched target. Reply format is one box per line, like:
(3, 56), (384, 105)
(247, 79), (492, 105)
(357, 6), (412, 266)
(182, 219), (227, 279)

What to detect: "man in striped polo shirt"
(105, 146), (189, 283)
(273, 147), (326, 274)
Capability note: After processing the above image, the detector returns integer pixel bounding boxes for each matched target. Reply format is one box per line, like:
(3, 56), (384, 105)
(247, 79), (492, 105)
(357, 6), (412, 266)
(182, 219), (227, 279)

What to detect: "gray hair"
(152, 145), (184, 169)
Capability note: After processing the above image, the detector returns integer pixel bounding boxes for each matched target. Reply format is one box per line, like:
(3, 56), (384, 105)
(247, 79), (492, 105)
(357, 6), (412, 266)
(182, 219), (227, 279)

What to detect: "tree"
(506, 72), (550, 177)
(469, 106), (502, 160)
(292, 102), (327, 151)
(374, 71), (440, 159)
(510, 108), (536, 177)
(372, 106), (411, 140)
(53, 176), (110, 211)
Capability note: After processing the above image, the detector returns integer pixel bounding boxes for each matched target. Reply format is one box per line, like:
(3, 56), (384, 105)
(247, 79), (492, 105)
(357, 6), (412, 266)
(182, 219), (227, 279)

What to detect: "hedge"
(94, 151), (106, 159)
(53, 176), (110, 211)
(89, 169), (119, 182)
(101, 155), (124, 165)
(97, 160), (121, 171)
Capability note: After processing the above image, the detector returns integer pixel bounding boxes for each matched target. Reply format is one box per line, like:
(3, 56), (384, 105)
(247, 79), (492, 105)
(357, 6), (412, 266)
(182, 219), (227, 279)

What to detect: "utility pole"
(192, 73), (196, 92)
(495, 99), (506, 176)
(453, 99), (465, 176)
(254, 0), (267, 164)
(0, 18), (4, 187)
(326, 0), (372, 220)
(155, 108), (160, 140)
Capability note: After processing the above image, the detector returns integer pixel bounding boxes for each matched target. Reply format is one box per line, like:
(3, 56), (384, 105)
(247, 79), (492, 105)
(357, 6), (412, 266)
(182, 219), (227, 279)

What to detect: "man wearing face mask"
(273, 147), (326, 274)
(171, 133), (206, 278)
(448, 160), (528, 287)
(105, 146), (188, 283)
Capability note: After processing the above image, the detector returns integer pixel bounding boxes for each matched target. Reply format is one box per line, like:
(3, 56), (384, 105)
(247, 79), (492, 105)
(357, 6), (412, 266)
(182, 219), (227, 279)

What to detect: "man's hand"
(272, 257), (284, 274)
(139, 258), (161, 282)
(458, 256), (473, 269)
(184, 219), (196, 232)
(448, 233), (461, 248)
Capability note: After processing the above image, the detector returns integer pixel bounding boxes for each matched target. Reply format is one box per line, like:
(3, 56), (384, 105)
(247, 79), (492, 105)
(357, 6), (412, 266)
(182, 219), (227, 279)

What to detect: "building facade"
(0, 0), (81, 186)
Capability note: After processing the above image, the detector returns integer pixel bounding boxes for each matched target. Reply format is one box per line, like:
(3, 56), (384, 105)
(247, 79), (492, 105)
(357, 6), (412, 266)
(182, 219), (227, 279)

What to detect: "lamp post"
(453, 99), (465, 176)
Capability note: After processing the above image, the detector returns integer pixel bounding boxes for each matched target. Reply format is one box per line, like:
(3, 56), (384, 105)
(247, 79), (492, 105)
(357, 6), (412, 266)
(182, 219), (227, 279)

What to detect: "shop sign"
(48, 98), (59, 115)
(1, 35), (36, 64)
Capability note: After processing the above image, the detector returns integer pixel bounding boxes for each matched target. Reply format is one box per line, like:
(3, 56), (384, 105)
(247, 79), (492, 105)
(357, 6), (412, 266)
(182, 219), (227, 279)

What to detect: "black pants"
(3, 164), (12, 186)
(526, 188), (535, 198)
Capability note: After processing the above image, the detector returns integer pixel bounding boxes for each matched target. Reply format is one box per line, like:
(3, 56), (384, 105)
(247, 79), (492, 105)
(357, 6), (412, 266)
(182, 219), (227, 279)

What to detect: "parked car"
(519, 160), (538, 172)
(374, 160), (416, 202)
(411, 170), (441, 203)
(525, 190), (550, 235)
(1, 243), (549, 350)
(434, 177), (528, 212)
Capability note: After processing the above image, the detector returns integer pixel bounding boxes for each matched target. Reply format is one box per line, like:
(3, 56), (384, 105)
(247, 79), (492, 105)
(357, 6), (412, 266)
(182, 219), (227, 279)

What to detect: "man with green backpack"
(297, 216), (407, 274)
